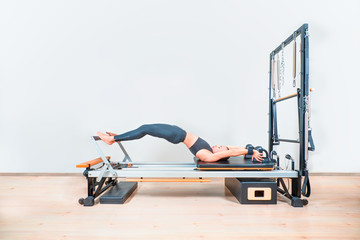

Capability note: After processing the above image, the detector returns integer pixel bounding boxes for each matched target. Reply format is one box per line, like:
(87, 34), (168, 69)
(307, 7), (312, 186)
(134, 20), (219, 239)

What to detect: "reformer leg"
(78, 169), (118, 207)
(277, 178), (308, 207)
(291, 175), (302, 197)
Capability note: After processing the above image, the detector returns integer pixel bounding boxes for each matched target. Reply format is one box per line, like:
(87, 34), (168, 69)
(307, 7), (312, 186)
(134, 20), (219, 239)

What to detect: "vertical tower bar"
(299, 24), (309, 176)
(268, 53), (274, 154)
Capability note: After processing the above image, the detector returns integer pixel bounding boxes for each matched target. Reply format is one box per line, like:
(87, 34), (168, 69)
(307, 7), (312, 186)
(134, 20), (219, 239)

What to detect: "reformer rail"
(87, 168), (298, 178)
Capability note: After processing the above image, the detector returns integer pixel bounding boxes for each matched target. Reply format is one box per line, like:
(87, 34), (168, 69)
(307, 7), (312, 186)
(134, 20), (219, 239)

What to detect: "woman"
(97, 123), (264, 162)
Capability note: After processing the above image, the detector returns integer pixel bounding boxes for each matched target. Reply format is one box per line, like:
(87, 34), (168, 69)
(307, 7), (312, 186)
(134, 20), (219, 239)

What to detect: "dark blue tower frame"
(268, 24), (313, 207)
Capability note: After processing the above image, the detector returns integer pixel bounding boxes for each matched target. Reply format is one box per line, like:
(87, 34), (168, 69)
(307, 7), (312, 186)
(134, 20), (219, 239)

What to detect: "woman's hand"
(106, 132), (117, 136)
(252, 150), (264, 162)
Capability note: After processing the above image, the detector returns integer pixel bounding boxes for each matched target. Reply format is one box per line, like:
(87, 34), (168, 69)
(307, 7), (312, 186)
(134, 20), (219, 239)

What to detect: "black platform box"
(225, 178), (277, 204)
(100, 182), (137, 204)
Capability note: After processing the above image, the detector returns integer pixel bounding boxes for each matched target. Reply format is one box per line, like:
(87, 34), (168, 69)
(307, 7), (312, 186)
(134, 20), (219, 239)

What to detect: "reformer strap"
(293, 32), (297, 87)
(302, 170), (311, 197)
(277, 55), (281, 97)
(271, 55), (276, 97)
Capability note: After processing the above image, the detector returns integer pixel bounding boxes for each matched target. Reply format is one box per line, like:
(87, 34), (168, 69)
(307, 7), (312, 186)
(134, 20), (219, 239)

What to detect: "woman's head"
(212, 145), (229, 153)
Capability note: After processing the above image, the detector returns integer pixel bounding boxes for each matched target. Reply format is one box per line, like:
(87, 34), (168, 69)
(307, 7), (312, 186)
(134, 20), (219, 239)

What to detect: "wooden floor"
(0, 175), (359, 240)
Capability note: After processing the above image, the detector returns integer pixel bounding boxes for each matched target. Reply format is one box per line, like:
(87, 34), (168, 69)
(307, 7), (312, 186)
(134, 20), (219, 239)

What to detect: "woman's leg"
(113, 125), (148, 142)
(114, 124), (186, 144)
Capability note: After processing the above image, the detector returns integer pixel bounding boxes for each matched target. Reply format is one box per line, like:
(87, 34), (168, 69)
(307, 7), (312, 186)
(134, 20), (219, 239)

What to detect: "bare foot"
(106, 131), (117, 136)
(97, 131), (115, 145)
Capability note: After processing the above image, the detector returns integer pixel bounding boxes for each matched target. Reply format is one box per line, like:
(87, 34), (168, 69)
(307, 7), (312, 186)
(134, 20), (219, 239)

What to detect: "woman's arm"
(226, 146), (245, 150)
(196, 148), (263, 162)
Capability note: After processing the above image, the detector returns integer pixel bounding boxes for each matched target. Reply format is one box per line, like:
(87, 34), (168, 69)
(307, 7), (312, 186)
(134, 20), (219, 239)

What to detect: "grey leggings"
(114, 124), (187, 144)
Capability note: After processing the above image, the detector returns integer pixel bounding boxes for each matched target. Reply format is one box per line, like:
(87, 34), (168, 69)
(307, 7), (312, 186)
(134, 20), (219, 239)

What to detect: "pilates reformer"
(76, 23), (314, 207)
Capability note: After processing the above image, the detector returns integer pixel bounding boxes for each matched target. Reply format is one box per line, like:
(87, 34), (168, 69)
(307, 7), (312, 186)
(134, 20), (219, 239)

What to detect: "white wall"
(0, 0), (359, 173)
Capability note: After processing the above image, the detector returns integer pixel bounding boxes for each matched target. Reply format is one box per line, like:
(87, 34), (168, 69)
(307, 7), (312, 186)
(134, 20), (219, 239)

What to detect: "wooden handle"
(275, 88), (314, 102)
(76, 156), (111, 168)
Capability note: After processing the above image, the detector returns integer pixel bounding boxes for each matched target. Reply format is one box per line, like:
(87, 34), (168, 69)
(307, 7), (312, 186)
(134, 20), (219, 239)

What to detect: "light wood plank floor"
(0, 176), (359, 240)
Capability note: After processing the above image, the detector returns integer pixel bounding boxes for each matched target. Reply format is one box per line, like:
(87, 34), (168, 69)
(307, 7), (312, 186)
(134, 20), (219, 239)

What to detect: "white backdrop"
(1, 0), (359, 173)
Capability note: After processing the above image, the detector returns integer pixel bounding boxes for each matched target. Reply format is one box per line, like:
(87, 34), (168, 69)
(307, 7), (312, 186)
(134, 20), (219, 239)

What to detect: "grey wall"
(1, 0), (359, 173)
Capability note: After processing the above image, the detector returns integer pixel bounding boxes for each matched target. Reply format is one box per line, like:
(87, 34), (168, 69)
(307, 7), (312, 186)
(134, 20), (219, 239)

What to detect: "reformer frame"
(85, 136), (298, 179)
(77, 23), (313, 207)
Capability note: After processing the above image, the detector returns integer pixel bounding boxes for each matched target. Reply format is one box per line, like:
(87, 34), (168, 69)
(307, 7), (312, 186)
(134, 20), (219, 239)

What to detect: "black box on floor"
(225, 178), (277, 204)
(100, 182), (137, 204)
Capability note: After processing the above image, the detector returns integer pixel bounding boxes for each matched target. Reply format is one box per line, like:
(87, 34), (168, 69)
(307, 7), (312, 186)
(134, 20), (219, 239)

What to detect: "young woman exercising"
(97, 123), (264, 162)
